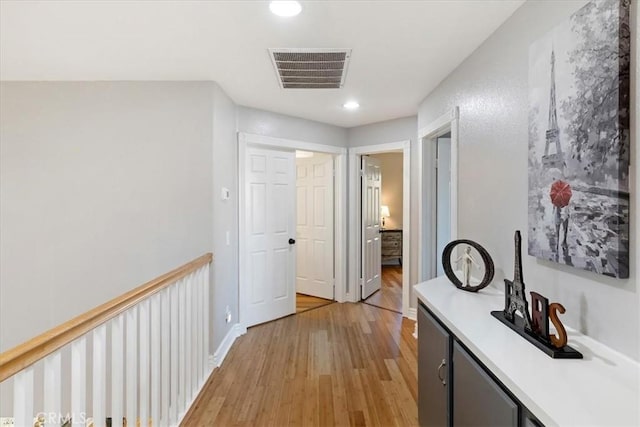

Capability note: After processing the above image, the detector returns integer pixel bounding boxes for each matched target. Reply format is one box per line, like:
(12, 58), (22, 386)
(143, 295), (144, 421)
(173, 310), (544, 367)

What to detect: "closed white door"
(362, 156), (382, 299)
(295, 153), (334, 300)
(244, 146), (296, 327)
(436, 137), (451, 277)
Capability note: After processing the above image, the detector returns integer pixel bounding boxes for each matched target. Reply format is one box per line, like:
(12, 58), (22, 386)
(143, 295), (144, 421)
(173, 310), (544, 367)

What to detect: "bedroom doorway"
(362, 152), (404, 314)
(348, 140), (411, 318)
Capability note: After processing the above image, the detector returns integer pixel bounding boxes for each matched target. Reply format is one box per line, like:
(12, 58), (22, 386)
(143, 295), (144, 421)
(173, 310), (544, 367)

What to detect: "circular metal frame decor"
(442, 239), (495, 292)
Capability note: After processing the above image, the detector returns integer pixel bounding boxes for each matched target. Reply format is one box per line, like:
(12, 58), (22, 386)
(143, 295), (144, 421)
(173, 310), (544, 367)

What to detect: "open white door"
(244, 146), (296, 327)
(361, 156), (382, 299)
(296, 153), (334, 300)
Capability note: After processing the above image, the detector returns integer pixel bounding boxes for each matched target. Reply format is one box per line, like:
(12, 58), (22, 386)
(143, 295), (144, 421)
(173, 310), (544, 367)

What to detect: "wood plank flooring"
(297, 293), (334, 313)
(182, 302), (418, 426)
(364, 266), (403, 313)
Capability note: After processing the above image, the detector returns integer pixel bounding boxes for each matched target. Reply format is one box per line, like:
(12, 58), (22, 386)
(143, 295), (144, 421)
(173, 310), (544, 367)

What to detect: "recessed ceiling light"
(343, 101), (360, 110)
(269, 1), (302, 17)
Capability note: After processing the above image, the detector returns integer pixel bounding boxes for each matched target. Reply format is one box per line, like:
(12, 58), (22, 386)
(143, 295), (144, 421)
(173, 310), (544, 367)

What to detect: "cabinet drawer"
(382, 241), (400, 249)
(382, 232), (402, 242)
(453, 341), (518, 427)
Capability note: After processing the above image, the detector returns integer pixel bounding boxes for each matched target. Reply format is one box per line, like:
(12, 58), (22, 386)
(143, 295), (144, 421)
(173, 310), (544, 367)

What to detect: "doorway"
(363, 152), (404, 313)
(435, 133), (451, 277)
(347, 140), (411, 317)
(418, 107), (459, 282)
(238, 133), (347, 329)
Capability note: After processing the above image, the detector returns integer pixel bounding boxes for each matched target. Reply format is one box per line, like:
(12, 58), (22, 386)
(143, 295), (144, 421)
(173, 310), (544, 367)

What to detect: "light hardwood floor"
(364, 265), (403, 313)
(296, 293), (334, 313)
(182, 302), (418, 426)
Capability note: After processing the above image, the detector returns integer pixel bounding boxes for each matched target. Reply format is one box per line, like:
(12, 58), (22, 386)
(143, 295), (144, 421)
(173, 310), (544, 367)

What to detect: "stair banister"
(0, 253), (213, 427)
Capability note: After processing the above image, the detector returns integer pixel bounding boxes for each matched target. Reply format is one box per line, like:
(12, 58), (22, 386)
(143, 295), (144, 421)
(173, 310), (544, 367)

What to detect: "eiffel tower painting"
(527, 0), (630, 279)
(541, 49), (564, 172)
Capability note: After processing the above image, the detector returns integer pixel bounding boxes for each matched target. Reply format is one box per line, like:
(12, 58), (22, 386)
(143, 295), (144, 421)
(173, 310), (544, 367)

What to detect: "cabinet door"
(418, 303), (450, 427)
(453, 341), (518, 427)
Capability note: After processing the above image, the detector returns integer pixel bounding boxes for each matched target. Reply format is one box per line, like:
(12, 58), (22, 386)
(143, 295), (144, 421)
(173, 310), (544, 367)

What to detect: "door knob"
(289, 238), (296, 245)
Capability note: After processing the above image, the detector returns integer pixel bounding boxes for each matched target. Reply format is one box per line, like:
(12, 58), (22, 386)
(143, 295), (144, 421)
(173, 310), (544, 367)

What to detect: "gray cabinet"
(453, 341), (518, 426)
(418, 302), (536, 427)
(418, 303), (450, 427)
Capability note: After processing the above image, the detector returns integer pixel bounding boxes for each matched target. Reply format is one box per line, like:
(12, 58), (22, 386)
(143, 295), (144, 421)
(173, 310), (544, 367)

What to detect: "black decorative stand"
(491, 311), (582, 359)
(493, 231), (583, 360)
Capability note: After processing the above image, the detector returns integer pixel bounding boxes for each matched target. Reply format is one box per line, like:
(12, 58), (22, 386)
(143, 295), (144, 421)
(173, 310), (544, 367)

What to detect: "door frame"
(417, 107), (459, 283)
(347, 140), (411, 318)
(238, 132), (347, 330)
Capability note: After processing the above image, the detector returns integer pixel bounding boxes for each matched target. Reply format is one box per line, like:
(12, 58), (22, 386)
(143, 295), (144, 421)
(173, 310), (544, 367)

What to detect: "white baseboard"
(211, 323), (246, 368)
(406, 307), (417, 321)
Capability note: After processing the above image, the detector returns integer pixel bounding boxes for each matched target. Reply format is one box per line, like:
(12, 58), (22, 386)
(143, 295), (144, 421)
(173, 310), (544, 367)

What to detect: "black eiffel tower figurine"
(503, 231), (532, 331)
(491, 231), (582, 358)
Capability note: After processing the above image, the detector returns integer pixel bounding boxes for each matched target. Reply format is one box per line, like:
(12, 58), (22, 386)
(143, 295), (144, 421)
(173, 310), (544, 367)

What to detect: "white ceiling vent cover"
(269, 48), (352, 89)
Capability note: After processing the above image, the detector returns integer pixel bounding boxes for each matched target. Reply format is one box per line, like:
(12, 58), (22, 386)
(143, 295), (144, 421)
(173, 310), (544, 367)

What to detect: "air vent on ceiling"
(269, 48), (351, 89)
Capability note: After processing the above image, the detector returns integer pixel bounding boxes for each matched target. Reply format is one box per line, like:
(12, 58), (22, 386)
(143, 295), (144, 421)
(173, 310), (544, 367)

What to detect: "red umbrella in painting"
(550, 180), (572, 208)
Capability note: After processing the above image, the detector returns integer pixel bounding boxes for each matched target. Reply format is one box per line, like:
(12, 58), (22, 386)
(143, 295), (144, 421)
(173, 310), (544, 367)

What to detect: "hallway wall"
(238, 106), (347, 147)
(0, 82), (216, 353)
(370, 152), (403, 230)
(417, 0), (639, 360)
(211, 83), (240, 353)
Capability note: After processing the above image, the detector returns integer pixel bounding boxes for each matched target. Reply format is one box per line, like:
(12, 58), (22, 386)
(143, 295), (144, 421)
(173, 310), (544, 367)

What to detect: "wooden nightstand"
(381, 229), (402, 265)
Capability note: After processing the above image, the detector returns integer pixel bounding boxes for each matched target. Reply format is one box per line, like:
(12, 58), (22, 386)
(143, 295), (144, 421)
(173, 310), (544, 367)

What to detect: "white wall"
(347, 116), (416, 148)
(237, 106), (347, 147)
(370, 153), (403, 229)
(417, 0), (639, 360)
(211, 83), (239, 352)
(0, 81), (216, 353)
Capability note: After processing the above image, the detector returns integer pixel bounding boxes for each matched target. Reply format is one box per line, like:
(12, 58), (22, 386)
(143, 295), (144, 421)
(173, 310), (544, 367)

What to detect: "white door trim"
(238, 132), (347, 330)
(417, 107), (459, 283)
(347, 140), (411, 318)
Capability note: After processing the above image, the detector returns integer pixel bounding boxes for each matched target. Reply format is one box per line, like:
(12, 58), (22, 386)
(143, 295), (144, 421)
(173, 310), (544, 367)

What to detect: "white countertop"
(414, 276), (640, 427)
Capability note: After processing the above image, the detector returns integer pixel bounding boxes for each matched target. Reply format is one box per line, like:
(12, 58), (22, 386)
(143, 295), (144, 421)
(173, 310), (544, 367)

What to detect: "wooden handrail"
(0, 253), (213, 382)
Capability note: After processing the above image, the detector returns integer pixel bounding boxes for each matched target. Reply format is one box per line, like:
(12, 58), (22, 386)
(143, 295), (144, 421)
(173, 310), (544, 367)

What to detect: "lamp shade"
(380, 205), (390, 218)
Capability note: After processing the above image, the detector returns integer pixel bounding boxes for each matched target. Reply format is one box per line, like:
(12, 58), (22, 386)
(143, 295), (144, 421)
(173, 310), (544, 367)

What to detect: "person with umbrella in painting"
(550, 179), (572, 261)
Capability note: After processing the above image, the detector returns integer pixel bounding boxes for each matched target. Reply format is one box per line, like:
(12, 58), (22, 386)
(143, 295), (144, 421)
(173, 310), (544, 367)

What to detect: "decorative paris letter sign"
(491, 231), (582, 359)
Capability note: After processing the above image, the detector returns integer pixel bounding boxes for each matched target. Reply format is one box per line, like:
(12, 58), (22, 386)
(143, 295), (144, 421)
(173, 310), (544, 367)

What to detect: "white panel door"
(362, 156), (382, 299)
(436, 137), (452, 277)
(296, 154), (334, 300)
(245, 146), (296, 327)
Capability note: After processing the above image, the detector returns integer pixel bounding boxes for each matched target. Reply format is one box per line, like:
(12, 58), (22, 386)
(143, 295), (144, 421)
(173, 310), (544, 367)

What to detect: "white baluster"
(203, 263), (210, 375)
(93, 325), (107, 427)
(185, 272), (193, 402)
(44, 351), (61, 427)
(111, 316), (124, 427)
(14, 368), (34, 427)
(170, 281), (179, 425)
(151, 293), (161, 427)
(161, 288), (171, 425)
(178, 278), (186, 416)
(139, 299), (150, 427)
(125, 307), (138, 427)
(71, 337), (87, 426)
(195, 267), (202, 389)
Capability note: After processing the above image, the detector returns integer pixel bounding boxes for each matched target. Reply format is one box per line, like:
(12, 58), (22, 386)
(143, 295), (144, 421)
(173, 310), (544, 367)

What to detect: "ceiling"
(0, 0), (524, 128)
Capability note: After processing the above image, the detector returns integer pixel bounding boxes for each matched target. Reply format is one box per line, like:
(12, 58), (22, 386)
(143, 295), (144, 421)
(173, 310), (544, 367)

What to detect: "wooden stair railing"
(0, 253), (213, 427)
